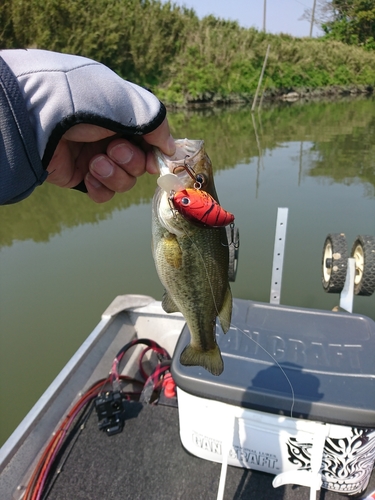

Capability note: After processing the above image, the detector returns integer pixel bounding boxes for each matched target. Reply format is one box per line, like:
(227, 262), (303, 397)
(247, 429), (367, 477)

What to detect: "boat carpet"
(46, 401), (375, 500)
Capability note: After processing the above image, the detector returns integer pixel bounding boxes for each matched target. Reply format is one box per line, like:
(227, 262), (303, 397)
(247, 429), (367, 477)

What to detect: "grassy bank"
(2, 0), (375, 106)
(155, 20), (375, 106)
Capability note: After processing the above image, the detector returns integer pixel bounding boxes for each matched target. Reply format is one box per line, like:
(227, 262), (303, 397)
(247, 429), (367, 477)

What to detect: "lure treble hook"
(168, 189), (178, 217)
(173, 156), (202, 190)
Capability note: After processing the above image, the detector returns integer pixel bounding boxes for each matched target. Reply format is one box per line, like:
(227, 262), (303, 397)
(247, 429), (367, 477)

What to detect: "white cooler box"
(171, 299), (375, 497)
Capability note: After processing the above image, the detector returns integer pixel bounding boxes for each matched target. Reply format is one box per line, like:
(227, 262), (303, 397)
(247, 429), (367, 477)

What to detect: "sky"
(169, 0), (323, 38)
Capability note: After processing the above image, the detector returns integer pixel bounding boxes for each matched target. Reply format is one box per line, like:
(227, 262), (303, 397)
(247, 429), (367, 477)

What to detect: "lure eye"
(195, 174), (206, 186)
(181, 197), (190, 206)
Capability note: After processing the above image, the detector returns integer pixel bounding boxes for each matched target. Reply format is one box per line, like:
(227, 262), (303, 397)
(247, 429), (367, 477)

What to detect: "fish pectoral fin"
(163, 233), (182, 269)
(162, 291), (180, 313)
(180, 343), (224, 376)
(218, 286), (233, 334)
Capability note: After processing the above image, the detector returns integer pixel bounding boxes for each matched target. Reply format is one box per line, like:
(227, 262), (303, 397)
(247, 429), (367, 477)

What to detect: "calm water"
(1, 98), (375, 446)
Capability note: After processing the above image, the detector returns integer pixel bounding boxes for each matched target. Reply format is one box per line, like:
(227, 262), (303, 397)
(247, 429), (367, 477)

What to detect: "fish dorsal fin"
(218, 286), (233, 334)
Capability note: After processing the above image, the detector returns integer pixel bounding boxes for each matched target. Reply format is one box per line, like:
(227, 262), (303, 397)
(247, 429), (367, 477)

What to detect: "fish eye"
(181, 197), (190, 205)
(196, 174), (206, 186)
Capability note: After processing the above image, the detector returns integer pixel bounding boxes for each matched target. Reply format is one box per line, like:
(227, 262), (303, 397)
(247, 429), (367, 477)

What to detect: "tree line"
(1, 0), (375, 104)
(305, 0), (375, 50)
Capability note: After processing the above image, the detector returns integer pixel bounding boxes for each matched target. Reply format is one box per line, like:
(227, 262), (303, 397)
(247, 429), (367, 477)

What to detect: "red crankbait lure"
(171, 188), (234, 227)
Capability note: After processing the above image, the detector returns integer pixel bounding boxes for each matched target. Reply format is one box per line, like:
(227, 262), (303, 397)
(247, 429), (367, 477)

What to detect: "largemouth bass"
(152, 139), (233, 376)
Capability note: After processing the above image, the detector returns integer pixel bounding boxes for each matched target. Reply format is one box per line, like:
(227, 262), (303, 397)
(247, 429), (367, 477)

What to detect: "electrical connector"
(95, 391), (126, 436)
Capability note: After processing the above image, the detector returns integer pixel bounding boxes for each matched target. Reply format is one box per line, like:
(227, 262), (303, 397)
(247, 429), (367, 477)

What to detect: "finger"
(46, 138), (83, 187)
(47, 134), (119, 189)
(145, 150), (160, 175)
(89, 148), (141, 194)
(143, 118), (175, 156)
(85, 173), (115, 203)
(63, 124), (117, 142)
(106, 138), (147, 178)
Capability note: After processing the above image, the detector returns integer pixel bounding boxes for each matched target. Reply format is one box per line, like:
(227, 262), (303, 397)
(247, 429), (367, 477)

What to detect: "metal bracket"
(339, 258), (356, 313)
(270, 208), (289, 305)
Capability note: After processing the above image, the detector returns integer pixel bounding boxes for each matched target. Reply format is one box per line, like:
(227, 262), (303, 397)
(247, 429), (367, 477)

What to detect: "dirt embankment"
(167, 84), (374, 108)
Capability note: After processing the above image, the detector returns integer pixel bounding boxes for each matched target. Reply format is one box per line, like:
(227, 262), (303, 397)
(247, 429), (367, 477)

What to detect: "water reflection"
(1, 98), (374, 446)
(0, 169), (157, 247)
(1, 97), (374, 247)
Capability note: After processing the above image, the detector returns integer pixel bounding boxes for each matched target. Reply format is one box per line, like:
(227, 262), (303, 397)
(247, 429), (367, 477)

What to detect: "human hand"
(0, 49), (175, 204)
(47, 118), (175, 203)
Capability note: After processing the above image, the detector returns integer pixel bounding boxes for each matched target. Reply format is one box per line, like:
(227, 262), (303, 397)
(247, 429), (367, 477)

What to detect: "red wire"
(139, 346), (171, 380)
(34, 389), (98, 500)
(24, 379), (107, 500)
(111, 339), (170, 386)
(24, 340), (172, 499)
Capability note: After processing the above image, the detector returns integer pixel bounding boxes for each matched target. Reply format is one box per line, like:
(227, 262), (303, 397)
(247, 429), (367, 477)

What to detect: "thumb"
(143, 118), (175, 156)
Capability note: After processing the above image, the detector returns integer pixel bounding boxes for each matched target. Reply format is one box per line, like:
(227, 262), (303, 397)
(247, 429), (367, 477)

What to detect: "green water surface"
(1, 98), (374, 445)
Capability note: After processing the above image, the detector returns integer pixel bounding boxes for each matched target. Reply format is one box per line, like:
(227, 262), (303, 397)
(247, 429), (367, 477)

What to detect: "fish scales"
(152, 139), (233, 376)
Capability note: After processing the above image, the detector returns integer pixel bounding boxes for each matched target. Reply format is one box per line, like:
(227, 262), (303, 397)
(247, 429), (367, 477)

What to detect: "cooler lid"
(171, 299), (375, 427)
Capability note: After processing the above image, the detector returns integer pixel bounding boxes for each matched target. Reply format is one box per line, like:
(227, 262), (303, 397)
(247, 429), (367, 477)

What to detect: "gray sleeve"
(0, 49), (166, 204)
(0, 55), (47, 204)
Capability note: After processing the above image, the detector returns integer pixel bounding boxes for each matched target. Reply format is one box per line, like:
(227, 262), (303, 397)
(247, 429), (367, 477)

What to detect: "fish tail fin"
(180, 344), (224, 376)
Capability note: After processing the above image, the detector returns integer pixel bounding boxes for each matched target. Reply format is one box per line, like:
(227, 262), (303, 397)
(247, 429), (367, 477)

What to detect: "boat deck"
(43, 399), (375, 500)
(2, 295), (375, 500)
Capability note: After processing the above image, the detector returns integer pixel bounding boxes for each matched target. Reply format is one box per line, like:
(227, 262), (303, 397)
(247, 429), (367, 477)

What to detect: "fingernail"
(90, 156), (114, 178)
(86, 172), (102, 189)
(147, 152), (160, 175)
(109, 144), (133, 165)
(166, 135), (175, 156)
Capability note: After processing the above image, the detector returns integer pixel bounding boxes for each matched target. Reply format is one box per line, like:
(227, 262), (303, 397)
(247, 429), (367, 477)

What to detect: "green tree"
(2, 0), (375, 104)
(323, 0), (375, 49)
(0, 0), (194, 86)
(0, 1), (16, 48)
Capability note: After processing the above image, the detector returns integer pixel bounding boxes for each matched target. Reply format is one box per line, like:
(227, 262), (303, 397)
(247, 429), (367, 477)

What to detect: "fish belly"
(152, 217), (232, 375)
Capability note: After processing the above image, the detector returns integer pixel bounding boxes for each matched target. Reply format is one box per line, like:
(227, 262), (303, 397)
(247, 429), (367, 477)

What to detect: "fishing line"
(181, 223), (296, 418)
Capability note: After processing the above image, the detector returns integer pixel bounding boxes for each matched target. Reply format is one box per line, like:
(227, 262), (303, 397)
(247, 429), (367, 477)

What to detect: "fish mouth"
(155, 139), (204, 175)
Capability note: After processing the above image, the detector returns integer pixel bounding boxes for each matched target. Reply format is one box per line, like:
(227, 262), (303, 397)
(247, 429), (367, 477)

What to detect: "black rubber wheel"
(350, 235), (375, 296)
(321, 233), (348, 293)
(227, 225), (239, 282)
